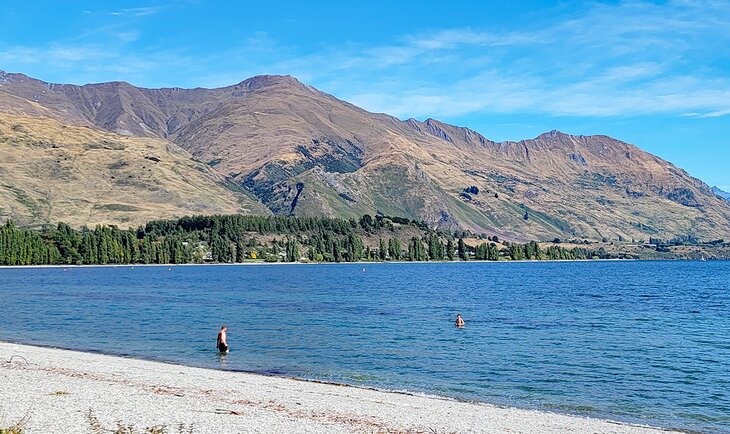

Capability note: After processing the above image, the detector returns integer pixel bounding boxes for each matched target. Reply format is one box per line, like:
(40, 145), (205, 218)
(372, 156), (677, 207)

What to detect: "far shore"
(0, 257), (652, 270)
(0, 341), (682, 434)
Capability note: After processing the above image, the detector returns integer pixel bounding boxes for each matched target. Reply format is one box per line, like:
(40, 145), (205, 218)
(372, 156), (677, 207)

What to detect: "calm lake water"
(1, 261), (728, 432)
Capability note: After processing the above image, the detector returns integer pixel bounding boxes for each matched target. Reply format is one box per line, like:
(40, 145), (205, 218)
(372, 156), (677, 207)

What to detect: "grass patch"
(518, 203), (572, 233)
(83, 140), (126, 151)
(1, 184), (46, 220)
(49, 391), (69, 396)
(93, 203), (142, 212)
(108, 161), (129, 170)
(0, 413), (29, 434)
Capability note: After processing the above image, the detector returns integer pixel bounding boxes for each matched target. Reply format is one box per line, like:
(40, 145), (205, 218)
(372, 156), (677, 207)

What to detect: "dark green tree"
(457, 238), (467, 260)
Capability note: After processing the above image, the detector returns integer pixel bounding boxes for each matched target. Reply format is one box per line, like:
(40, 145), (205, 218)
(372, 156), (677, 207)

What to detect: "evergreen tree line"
(0, 222), (59, 265)
(648, 234), (725, 247)
(0, 215), (617, 266)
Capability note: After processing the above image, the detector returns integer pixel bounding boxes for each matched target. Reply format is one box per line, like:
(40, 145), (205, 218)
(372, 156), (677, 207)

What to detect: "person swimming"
(455, 313), (465, 328)
(216, 325), (229, 353)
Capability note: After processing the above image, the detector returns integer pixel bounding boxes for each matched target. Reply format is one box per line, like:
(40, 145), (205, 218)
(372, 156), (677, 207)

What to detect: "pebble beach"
(0, 342), (681, 434)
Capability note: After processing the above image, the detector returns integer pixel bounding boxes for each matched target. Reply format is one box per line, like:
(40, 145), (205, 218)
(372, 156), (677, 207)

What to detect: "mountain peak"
(0, 71), (32, 85)
(712, 186), (730, 200)
(80, 80), (135, 89)
(234, 74), (305, 91)
(536, 129), (571, 140)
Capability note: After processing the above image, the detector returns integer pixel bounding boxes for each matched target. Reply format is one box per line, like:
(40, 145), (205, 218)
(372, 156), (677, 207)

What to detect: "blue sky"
(1, 0), (729, 190)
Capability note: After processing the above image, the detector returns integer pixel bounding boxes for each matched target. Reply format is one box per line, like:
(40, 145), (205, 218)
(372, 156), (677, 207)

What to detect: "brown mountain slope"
(0, 113), (268, 228)
(0, 70), (728, 241)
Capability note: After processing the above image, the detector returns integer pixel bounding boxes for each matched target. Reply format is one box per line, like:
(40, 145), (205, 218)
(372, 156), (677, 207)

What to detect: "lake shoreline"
(0, 257), (645, 270)
(0, 341), (682, 434)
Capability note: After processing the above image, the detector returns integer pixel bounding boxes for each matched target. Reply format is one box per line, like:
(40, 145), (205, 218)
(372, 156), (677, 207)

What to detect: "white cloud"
(108, 6), (166, 17)
(404, 28), (544, 50)
(694, 109), (730, 118)
(298, 0), (730, 119)
(3, 0), (730, 120)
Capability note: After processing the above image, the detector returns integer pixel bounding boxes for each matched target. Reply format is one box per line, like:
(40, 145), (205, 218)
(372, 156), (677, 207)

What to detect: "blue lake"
(1, 261), (728, 432)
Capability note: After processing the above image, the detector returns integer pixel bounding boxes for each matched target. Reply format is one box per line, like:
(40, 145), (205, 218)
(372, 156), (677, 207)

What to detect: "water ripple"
(0, 260), (728, 433)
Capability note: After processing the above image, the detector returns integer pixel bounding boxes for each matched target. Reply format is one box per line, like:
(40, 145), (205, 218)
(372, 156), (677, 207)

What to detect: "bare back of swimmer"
(216, 325), (229, 353)
(455, 313), (465, 328)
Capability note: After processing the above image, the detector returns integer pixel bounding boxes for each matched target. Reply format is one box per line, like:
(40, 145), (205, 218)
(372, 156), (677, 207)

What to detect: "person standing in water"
(216, 325), (229, 353)
(455, 313), (465, 328)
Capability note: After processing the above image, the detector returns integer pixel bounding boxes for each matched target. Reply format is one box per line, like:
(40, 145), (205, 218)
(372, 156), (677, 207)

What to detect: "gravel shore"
(0, 342), (680, 434)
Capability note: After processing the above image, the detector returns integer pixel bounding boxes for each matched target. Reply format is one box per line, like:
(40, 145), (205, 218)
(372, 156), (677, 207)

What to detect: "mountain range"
(1, 70), (729, 241)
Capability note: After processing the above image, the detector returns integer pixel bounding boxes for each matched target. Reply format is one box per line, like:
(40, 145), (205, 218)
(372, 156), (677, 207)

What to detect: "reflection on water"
(0, 261), (729, 433)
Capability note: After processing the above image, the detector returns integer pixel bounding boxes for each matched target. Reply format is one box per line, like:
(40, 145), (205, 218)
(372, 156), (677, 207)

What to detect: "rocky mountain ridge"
(712, 186), (730, 201)
(1, 70), (729, 241)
